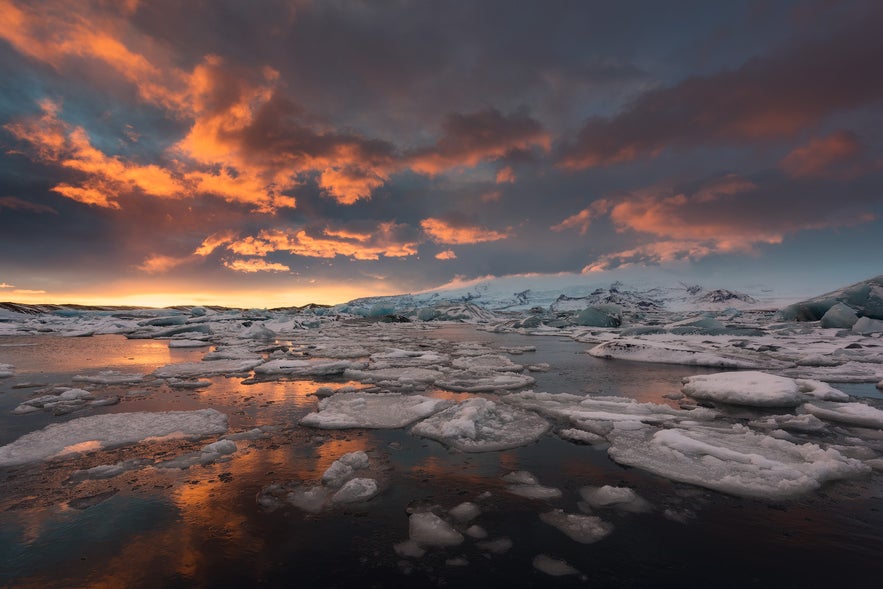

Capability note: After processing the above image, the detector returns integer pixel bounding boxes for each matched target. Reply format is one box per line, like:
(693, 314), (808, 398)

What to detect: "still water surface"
(1, 328), (881, 587)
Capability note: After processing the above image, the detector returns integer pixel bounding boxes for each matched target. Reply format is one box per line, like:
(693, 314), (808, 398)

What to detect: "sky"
(0, 0), (881, 307)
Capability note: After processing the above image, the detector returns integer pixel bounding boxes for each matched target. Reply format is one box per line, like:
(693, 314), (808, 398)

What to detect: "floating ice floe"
(449, 501), (481, 522)
(532, 554), (580, 577)
(408, 512), (464, 546)
(579, 485), (651, 513)
(410, 398), (550, 452)
(12, 388), (119, 415)
(435, 370), (535, 392)
(254, 358), (365, 377)
(451, 354), (523, 372)
(322, 451), (370, 487)
(369, 349), (449, 368)
(0, 363), (14, 378)
(0, 408), (228, 467)
(301, 392), (453, 429)
(157, 439), (237, 469)
(343, 367), (445, 389)
(681, 371), (848, 407)
(802, 401), (883, 429)
(72, 370), (146, 385)
(153, 358), (263, 378)
(779, 361), (883, 383)
(502, 470), (562, 499)
(539, 509), (613, 543)
(332, 477), (379, 504)
(606, 423), (869, 500)
(588, 338), (782, 369)
(167, 339), (211, 348)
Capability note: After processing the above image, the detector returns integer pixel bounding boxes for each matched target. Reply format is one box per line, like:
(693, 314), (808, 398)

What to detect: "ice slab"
(72, 370), (145, 385)
(435, 370), (535, 392)
(408, 512), (464, 546)
(539, 509), (613, 543)
(589, 339), (769, 368)
(0, 409), (228, 467)
(410, 398), (550, 452)
(301, 392), (453, 429)
(153, 359), (262, 378)
(533, 554), (580, 576)
(254, 358), (365, 377)
(681, 372), (806, 407)
(579, 485), (651, 512)
(167, 339), (211, 348)
(607, 423), (869, 499)
(803, 401), (883, 429)
(1, 363), (15, 378)
(451, 354), (523, 372)
(332, 477), (379, 504)
(343, 367), (445, 388)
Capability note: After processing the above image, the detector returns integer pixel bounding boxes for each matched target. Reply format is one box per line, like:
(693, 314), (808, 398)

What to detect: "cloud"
(194, 230), (239, 256)
(408, 109), (550, 175)
(223, 258), (290, 273)
(0, 196), (57, 214)
(551, 199), (611, 235)
(495, 166), (516, 184)
(435, 250), (457, 260)
(558, 11), (883, 168)
(780, 131), (865, 179)
(582, 241), (717, 272)
(137, 254), (192, 274)
(0, 282), (13, 288)
(420, 217), (511, 245)
(225, 223), (420, 261)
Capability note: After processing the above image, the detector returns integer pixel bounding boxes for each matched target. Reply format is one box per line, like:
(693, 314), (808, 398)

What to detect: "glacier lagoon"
(1, 291), (883, 587)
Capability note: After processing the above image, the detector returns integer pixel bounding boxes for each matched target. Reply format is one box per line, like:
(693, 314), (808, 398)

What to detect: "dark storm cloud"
(558, 4), (883, 168)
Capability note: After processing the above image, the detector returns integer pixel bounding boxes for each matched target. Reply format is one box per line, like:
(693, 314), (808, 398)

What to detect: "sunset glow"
(1, 1), (881, 306)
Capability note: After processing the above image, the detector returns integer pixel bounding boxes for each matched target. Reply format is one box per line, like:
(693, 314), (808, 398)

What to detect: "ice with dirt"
(410, 397), (550, 452)
(0, 409), (228, 467)
(301, 392), (453, 429)
(606, 422), (869, 500)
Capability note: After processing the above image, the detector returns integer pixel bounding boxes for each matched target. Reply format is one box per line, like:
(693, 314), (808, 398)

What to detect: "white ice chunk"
(322, 451), (369, 487)
(343, 367), (444, 387)
(795, 379), (850, 402)
(589, 338), (767, 368)
(153, 359), (262, 378)
(0, 409), (228, 467)
(0, 363), (13, 378)
(167, 339), (211, 348)
(681, 371), (804, 407)
(579, 485), (651, 512)
(502, 470), (539, 485)
(408, 512), (464, 546)
(301, 393), (453, 429)
(503, 471), (562, 499)
(533, 554), (580, 577)
(436, 370), (535, 392)
(254, 358), (365, 377)
(287, 486), (330, 513)
(803, 401), (883, 429)
(465, 525), (488, 539)
(410, 398), (549, 452)
(449, 502), (481, 522)
(451, 354), (523, 372)
(332, 477), (379, 504)
(539, 509), (613, 543)
(607, 423), (869, 499)
(72, 370), (145, 384)
(157, 438), (237, 469)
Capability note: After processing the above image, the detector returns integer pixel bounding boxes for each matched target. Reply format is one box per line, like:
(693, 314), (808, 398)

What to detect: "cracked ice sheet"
(0, 409), (228, 467)
(606, 422), (869, 500)
(300, 392), (453, 429)
(410, 397), (550, 452)
(681, 371), (849, 407)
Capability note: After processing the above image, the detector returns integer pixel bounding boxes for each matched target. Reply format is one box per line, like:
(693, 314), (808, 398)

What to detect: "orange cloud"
(780, 131), (864, 178)
(194, 230), (239, 256)
(223, 258), (290, 273)
(496, 166), (516, 184)
(409, 109), (550, 175)
(318, 166), (388, 205)
(551, 199), (610, 235)
(138, 254), (191, 274)
(226, 223), (419, 261)
(420, 217), (511, 245)
(435, 250), (457, 260)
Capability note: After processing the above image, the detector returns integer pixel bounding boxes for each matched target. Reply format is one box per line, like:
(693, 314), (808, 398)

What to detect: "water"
(1, 329), (882, 587)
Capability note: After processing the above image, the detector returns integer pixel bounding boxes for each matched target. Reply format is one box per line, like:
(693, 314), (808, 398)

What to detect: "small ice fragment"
(393, 539), (426, 558)
(476, 537), (512, 554)
(287, 486), (330, 513)
(532, 554), (580, 576)
(502, 471), (538, 485)
(579, 485), (651, 512)
(506, 483), (562, 500)
(332, 477), (379, 504)
(449, 501), (481, 522)
(465, 525), (488, 539)
(0, 363), (14, 378)
(539, 509), (613, 544)
(408, 512), (464, 546)
(322, 451), (369, 488)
